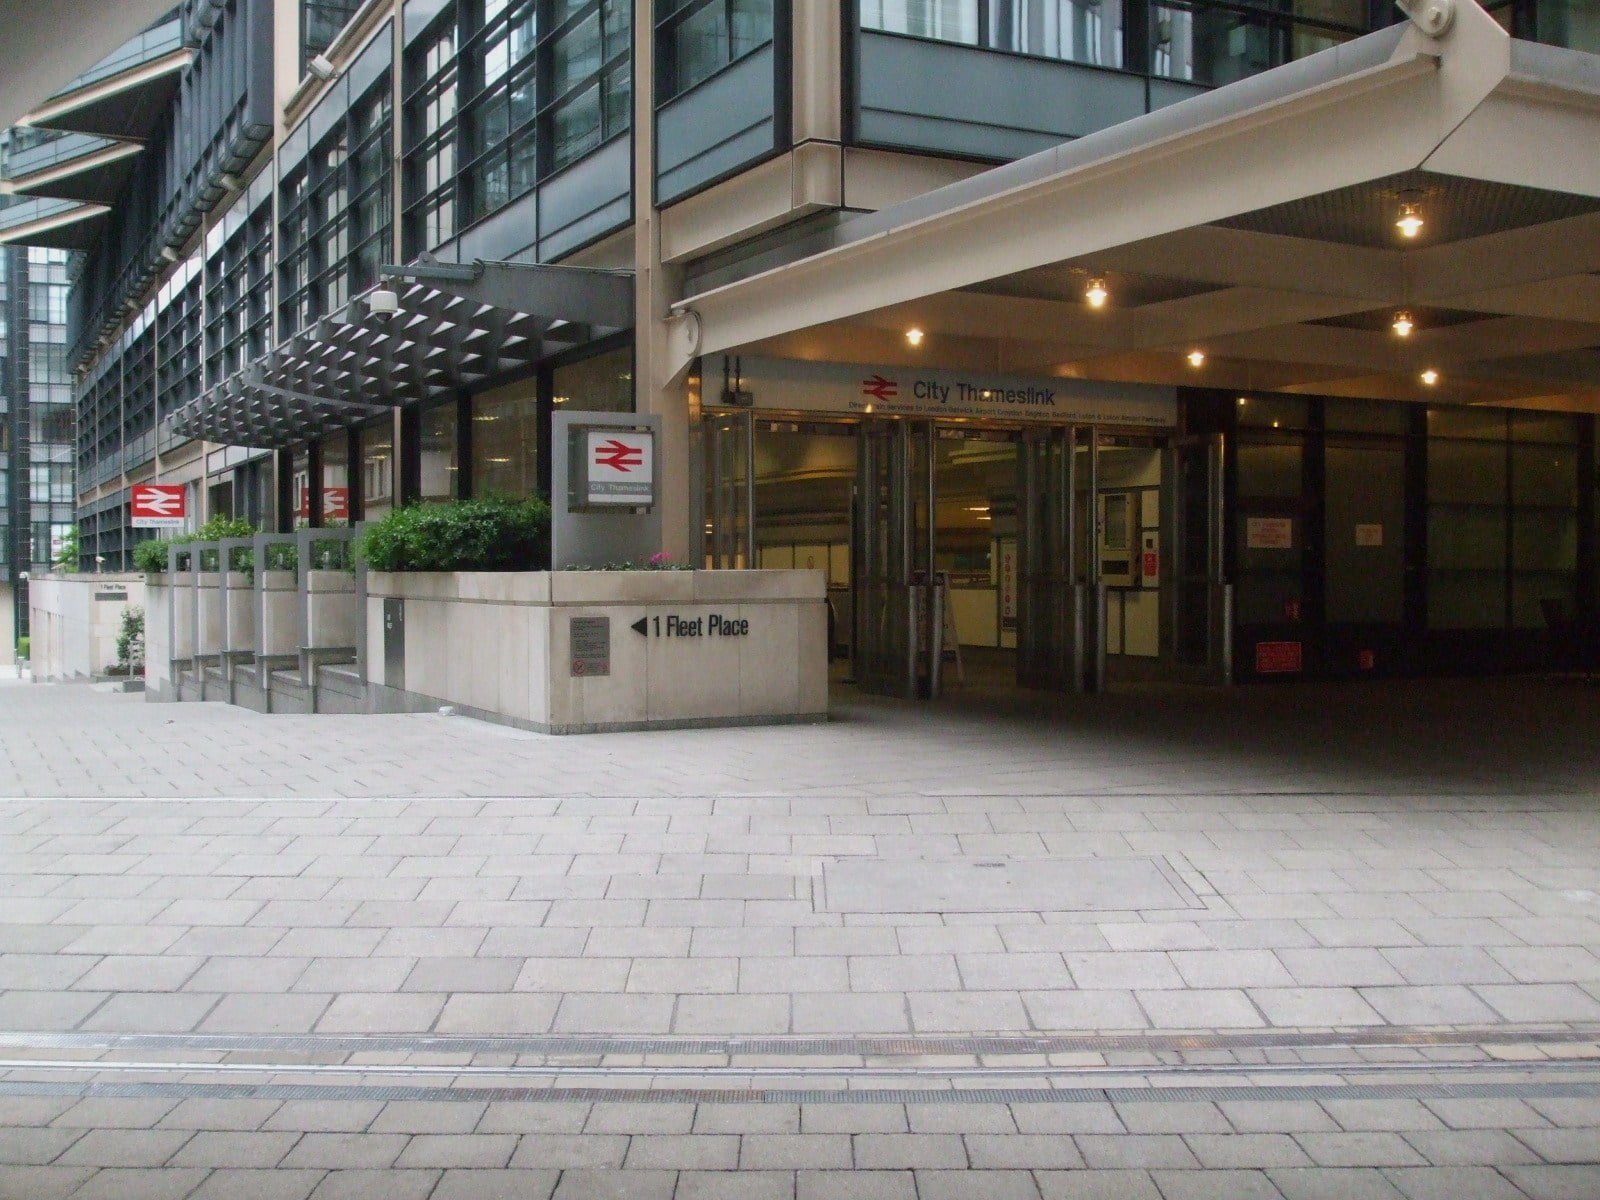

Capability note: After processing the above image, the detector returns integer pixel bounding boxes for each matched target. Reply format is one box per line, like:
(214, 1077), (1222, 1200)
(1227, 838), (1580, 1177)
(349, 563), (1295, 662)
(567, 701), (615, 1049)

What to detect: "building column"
(633, 0), (692, 561)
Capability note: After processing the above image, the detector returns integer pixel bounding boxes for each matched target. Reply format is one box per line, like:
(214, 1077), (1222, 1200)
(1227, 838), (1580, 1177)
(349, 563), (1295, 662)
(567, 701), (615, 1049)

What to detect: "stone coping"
(366, 568), (825, 605)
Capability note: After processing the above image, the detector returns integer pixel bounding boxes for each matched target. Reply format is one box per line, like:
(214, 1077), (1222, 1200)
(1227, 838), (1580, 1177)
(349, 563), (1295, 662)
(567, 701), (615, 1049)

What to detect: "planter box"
(366, 569), (828, 734)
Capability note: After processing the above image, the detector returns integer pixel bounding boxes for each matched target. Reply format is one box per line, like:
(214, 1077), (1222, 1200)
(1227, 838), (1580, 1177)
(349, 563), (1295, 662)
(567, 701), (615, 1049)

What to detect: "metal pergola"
(172, 259), (634, 447)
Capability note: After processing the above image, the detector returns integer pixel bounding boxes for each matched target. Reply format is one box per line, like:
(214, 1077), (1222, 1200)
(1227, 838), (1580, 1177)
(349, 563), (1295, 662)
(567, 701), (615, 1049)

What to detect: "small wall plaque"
(570, 616), (610, 677)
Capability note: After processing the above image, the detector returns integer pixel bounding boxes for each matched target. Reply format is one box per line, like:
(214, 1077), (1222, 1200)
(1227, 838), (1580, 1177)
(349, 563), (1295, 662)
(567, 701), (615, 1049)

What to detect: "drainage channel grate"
(3, 1025), (1596, 1058)
(1, 1078), (1598, 1105)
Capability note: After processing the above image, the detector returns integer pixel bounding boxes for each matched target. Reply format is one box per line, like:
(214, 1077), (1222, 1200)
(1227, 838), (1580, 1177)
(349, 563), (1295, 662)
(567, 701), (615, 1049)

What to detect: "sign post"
(131, 484), (188, 530)
(551, 411), (664, 569)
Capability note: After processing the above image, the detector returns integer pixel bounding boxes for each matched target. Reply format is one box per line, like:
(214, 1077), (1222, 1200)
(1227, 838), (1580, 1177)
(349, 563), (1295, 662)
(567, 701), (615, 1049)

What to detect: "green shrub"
(116, 606), (145, 672)
(132, 538), (174, 574)
(358, 496), (551, 572)
(133, 516), (258, 574)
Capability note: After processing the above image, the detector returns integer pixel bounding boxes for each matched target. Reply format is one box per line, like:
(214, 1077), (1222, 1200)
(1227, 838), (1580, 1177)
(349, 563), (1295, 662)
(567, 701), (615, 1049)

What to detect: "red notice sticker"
(1255, 641), (1303, 674)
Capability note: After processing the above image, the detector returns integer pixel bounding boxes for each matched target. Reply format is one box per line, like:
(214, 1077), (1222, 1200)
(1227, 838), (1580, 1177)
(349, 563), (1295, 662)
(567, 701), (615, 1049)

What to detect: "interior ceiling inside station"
(738, 170), (1600, 414)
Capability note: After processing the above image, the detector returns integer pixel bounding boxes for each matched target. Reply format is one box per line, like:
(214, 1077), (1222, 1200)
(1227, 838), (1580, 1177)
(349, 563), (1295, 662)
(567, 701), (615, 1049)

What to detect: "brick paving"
(0, 674), (1598, 1196)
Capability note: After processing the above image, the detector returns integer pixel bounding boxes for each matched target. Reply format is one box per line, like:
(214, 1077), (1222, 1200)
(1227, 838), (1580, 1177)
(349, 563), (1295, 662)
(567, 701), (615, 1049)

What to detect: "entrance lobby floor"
(1, 674), (1597, 1196)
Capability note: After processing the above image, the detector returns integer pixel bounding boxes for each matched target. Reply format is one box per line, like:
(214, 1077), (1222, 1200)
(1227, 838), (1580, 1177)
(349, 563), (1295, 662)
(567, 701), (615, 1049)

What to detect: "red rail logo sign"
(131, 484), (187, 529)
(324, 487), (350, 521)
(583, 428), (655, 506)
(862, 374), (899, 402)
(594, 439), (644, 473)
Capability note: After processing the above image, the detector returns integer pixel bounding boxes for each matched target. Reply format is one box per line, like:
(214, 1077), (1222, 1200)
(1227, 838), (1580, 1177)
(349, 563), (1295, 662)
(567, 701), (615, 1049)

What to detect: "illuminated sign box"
(568, 425), (656, 510)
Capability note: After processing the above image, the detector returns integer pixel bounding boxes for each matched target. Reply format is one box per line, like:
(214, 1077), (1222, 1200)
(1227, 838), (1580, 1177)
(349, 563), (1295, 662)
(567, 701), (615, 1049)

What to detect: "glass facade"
(420, 400), (460, 502)
(2, 247), (76, 639)
(403, 0), (631, 256)
(280, 70), (394, 338)
(472, 383), (540, 498)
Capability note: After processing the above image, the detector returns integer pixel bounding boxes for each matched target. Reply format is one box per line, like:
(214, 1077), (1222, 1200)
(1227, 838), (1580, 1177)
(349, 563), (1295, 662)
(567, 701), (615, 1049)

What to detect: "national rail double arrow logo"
(861, 374), (899, 402)
(138, 492), (182, 516)
(594, 438), (644, 472)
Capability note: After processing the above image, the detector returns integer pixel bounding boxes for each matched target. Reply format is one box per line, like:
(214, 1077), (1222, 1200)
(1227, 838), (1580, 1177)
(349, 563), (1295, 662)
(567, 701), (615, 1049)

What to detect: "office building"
(2, 0), (1599, 693)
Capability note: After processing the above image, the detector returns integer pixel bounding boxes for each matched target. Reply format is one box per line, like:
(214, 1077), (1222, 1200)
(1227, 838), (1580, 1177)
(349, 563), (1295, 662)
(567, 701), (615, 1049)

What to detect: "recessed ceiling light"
(1085, 278), (1109, 309)
(1186, 350), (1205, 368)
(1392, 310), (1415, 337)
(905, 328), (925, 347)
(1420, 368), (1440, 386)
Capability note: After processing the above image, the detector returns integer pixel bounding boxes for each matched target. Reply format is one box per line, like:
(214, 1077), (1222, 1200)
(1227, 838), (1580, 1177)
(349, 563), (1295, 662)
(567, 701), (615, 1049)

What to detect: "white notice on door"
(1246, 517), (1294, 550)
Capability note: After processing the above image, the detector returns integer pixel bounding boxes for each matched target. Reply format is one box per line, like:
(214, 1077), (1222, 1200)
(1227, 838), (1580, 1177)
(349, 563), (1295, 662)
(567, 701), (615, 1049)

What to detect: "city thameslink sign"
(708, 355), (1176, 427)
(579, 428), (655, 506)
(130, 484), (187, 529)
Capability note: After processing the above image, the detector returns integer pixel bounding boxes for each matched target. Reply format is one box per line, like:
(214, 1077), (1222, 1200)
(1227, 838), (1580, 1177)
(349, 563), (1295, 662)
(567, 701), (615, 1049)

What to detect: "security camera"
(367, 289), (400, 319)
(307, 54), (337, 81)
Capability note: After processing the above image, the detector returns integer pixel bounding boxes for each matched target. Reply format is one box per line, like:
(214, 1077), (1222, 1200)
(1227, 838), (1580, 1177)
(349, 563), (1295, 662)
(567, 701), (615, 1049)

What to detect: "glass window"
(420, 401), (460, 502)
(303, 1), (363, 72)
(361, 420), (396, 518)
(658, 0), (777, 98)
(552, 346), (634, 412)
(1325, 442), (1405, 624)
(988, 0), (1121, 66)
(1235, 439), (1302, 499)
(472, 384), (538, 497)
(861, 0), (979, 42)
(322, 435), (350, 526)
(1325, 398), (1411, 435)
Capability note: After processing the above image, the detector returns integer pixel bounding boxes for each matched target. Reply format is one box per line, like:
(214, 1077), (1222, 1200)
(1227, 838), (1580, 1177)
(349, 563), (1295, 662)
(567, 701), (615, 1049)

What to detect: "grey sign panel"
(383, 598), (405, 691)
(570, 616), (611, 677)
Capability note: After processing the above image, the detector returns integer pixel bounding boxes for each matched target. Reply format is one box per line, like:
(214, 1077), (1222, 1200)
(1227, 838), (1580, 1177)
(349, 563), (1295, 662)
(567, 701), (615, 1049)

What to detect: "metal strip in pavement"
(2, 1078), (1599, 1105)
(3, 1026), (1595, 1057)
(4, 1057), (1597, 1082)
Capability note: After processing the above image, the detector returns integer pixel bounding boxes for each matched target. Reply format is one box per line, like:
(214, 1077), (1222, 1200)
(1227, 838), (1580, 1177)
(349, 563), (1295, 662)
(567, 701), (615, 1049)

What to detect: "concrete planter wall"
(365, 569), (828, 734)
(144, 576), (182, 699)
(259, 570), (299, 657)
(26, 574), (146, 682)
(224, 572), (255, 653)
(306, 570), (357, 649)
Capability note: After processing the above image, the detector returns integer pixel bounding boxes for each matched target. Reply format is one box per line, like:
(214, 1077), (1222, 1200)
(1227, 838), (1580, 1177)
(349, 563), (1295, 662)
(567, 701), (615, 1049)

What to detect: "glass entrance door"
(1017, 426), (1077, 690)
(853, 420), (938, 698)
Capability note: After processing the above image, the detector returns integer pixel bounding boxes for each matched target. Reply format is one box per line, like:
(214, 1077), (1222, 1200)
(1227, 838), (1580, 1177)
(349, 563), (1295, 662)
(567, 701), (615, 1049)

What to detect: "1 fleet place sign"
(582, 428), (655, 506)
(130, 484), (187, 529)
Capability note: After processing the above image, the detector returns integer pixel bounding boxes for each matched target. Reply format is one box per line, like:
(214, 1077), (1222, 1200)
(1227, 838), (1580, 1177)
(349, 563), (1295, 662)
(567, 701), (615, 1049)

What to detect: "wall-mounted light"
(1186, 349), (1205, 368)
(1392, 310), (1415, 337)
(307, 54), (337, 81)
(905, 327), (925, 347)
(1085, 277), (1109, 309)
(1420, 368), (1440, 386)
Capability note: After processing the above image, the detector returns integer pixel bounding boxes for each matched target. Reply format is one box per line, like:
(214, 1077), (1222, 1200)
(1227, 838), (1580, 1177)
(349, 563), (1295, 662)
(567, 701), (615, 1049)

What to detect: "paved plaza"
(1, 673), (1599, 1198)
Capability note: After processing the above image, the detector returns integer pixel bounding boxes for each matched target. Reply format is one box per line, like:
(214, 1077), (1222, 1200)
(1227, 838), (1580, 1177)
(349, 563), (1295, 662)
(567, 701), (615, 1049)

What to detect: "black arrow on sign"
(631, 618), (649, 637)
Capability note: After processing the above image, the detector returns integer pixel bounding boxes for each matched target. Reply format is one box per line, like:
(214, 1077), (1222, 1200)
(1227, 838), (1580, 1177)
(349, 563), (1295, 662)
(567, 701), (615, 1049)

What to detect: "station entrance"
(701, 408), (1230, 700)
